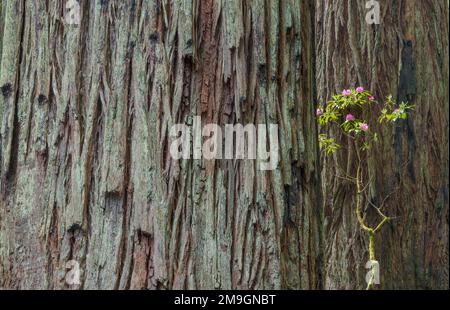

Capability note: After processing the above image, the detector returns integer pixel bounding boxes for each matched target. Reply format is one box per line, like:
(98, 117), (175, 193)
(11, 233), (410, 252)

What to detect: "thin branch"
(334, 156), (357, 181)
(374, 217), (389, 233)
(333, 173), (357, 183)
(358, 174), (375, 194)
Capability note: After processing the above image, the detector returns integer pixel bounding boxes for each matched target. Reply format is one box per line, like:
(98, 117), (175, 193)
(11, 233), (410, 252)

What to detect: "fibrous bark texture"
(316, 0), (449, 289)
(0, 0), (321, 289)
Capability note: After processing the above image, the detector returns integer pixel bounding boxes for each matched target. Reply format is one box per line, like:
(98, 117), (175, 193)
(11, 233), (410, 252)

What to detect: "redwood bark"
(316, 0), (449, 289)
(1, 0), (448, 291)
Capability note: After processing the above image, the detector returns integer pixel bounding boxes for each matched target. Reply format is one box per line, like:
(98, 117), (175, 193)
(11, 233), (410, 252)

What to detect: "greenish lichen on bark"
(0, 0), (447, 291)
(0, 0), (321, 290)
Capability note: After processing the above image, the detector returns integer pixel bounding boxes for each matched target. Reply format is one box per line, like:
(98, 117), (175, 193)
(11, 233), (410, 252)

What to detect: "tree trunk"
(0, 0), (322, 289)
(316, 0), (449, 289)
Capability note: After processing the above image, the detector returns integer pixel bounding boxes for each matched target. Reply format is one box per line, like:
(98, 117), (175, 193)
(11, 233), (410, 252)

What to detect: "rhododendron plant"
(317, 87), (414, 289)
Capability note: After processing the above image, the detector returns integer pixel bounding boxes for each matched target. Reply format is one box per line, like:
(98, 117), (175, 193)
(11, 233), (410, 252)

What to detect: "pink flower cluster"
(342, 86), (372, 97)
(360, 123), (369, 132)
(342, 89), (351, 96)
(345, 114), (369, 131)
(318, 86), (374, 133)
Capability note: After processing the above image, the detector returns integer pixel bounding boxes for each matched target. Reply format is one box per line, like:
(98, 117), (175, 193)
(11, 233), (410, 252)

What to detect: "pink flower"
(346, 114), (355, 121)
(356, 86), (364, 93)
(368, 96), (375, 101)
(342, 89), (351, 96)
(316, 108), (323, 116)
(360, 123), (369, 132)
(393, 108), (400, 114)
